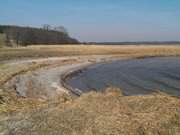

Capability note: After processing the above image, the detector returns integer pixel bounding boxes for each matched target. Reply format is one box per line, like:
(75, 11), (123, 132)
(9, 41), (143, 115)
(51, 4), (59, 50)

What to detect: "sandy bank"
(3, 55), (125, 99)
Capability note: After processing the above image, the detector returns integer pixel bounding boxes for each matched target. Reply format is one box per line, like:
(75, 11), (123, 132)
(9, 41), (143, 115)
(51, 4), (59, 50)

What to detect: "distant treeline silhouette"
(0, 25), (79, 46)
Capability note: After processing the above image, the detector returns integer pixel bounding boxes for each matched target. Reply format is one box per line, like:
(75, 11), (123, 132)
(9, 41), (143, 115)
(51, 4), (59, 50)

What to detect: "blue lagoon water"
(66, 57), (180, 96)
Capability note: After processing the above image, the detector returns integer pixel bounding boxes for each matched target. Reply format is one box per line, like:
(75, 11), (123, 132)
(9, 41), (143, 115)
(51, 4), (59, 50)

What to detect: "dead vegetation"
(1, 45), (180, 61)
(0, 57), (79, 86)
(0, 58), (79, 113)
(1, 88), (180, 135)
(0, 63), (49, 85)
(0, 89), (44, 113)
(1, 45), (180, 134)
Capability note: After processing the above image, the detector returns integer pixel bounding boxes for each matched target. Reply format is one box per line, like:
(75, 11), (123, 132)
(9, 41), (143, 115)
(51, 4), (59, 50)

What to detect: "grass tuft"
(1, 87), (179, 135)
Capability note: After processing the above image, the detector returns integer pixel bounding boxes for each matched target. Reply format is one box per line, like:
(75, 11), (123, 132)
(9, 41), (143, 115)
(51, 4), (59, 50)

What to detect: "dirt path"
(3, 55), (125, 99)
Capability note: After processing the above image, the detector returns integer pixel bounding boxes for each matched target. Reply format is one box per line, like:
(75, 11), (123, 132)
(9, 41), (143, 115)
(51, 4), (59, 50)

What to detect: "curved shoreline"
(60, 56), (135, 96)
(4, 55), (179, 99)
(53, 55), (129, 96)
(3, 55), (126, 99)
(61, 64), (92, 96)
(61, 56), (180, 97)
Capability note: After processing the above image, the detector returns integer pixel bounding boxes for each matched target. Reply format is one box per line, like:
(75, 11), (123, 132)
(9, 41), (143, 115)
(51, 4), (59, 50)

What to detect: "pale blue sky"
(0, 0), (180, 42)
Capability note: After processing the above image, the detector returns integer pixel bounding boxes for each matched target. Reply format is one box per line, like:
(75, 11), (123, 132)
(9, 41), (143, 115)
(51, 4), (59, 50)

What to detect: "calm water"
(66, 57), (180, 96)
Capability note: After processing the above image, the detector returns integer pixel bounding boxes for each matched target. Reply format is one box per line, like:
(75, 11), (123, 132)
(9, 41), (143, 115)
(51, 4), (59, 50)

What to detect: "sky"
(0, 0), (180, 42)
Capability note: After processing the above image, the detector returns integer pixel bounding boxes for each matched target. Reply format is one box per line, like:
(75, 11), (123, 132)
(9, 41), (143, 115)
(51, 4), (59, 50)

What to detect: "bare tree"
(1, 25), (79, 46)
(5, 32), (11, 46)
(54, 26), (68, 35)
(42, 24), (51, 31)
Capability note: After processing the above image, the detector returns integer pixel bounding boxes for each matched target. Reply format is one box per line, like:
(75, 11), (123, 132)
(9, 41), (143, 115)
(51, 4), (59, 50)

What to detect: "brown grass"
(1, 45), (180, 60)
(1, 88), (180, 135)
(0, 63), (50, 85)
(0, 58), (79, 86)
(0, 63), (48, 113)
(0, 58), (79, 113)
(0, 89), (44, 113)
(1, 45), (180, 134)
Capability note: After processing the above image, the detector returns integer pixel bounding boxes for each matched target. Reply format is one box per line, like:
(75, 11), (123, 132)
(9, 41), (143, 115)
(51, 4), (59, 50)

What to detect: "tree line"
(0, 25), (79, 46)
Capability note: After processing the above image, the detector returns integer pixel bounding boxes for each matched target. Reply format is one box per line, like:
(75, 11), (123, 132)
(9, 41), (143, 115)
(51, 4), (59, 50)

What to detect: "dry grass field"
(1, 45), (180, 61)
(0, 45), (180, 135)
(1, 88), (180, 135)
